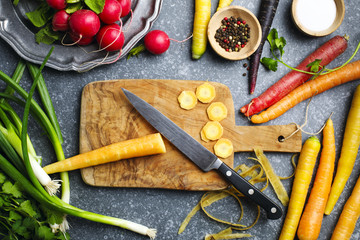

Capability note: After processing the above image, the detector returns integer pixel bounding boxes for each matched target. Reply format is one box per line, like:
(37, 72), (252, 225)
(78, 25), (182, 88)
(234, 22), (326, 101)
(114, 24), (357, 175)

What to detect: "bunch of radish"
(47, 0), (132, 52)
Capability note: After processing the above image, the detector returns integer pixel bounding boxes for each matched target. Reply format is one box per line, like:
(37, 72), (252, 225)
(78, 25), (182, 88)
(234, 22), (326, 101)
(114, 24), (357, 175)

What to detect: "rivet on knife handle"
(215, 159), (283, 219)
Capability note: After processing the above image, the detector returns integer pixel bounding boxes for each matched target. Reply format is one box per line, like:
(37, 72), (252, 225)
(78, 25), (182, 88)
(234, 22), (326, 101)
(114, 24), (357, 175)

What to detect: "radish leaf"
(84, 0), (105, 14)
(25, 2), (53, 28)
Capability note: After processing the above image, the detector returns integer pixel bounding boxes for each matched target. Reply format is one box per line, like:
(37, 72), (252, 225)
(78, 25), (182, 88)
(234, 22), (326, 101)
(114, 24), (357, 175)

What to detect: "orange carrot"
(325, 84), (360, 214)
(43, 133), (166, 174)
(297, 118), (336, 240)
(251, 60), (360, 124)
(243, 35), (348, 114)
(330, 173), (360, 240)
(279, 136), (321, 240)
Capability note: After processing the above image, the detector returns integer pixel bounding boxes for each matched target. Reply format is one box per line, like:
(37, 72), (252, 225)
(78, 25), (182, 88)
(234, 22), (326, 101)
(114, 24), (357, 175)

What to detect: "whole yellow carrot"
(297, 118), (336, 240)
(331, 173), (360, 240)
(325, 85), (360, 215)
(216, 0), (233, 11)
(43, 133), (166, 174)
(192, 0), (211, 59)
(279, 136), (321, 240)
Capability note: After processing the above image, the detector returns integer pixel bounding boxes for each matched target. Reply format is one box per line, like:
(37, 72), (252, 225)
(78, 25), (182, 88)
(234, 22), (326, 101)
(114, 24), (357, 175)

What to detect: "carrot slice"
(196, 83), (216, 103)
(207, 102), (228, 121)
(202, 121), (223, 140)
(214, 138), (233, 158)
(178, 90), (197, 110)
(200, 128), (210, 142)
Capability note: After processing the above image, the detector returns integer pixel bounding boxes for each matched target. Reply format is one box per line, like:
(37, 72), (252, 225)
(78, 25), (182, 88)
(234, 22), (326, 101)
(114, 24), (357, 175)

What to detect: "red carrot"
(249, 0), (279, 94)
(242, 35), (348, 116)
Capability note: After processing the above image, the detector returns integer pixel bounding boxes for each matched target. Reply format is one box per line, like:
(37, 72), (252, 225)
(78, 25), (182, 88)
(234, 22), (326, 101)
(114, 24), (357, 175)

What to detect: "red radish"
(117, 0), (131, 17)
(96, 24), (125, 52)
(69, 10), (101, 39)
(69, 32), (94, 46)
(52, 10), (70, 32)
(46, 0), (66, 10)
(99, 0), (122, 24)
(144, 30), (170, 55)
(240, 35), (348, 117)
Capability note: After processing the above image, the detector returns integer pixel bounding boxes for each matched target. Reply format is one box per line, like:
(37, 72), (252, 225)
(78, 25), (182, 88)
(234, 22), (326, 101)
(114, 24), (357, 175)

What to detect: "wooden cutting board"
(79, 79), (302, 190)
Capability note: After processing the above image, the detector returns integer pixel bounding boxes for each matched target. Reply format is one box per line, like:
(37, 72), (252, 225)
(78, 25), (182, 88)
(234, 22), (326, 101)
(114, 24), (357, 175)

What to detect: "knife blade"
(122, 88), (282, 219)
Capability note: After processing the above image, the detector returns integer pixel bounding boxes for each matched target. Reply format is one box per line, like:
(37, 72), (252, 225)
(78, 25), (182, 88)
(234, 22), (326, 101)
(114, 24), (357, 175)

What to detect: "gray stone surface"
(0, 0), (359, 239)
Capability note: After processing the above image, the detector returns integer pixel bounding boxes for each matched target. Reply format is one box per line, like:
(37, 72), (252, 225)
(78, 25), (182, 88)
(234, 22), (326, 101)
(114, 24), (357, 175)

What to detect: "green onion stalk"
(0, 50), (157, 238)
(0, 154), (157, 239)
(0, 56), (70, 202)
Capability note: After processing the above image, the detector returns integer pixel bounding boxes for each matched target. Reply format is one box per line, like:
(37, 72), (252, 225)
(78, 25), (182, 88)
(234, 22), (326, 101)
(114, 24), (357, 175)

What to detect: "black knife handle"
(217, 162), (282, 219)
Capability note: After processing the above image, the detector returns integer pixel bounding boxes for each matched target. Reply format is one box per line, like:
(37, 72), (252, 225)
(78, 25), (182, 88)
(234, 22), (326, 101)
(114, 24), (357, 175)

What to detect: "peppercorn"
(214, 15), (251, 53)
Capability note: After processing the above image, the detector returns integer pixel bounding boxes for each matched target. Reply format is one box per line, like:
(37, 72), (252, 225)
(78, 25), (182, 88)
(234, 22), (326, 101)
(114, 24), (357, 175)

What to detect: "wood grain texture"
(79, 79), (301, 190)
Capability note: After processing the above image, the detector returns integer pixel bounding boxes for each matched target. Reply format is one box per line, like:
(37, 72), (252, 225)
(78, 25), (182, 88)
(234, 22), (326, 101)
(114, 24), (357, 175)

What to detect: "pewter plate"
(0, 0), (163, 72)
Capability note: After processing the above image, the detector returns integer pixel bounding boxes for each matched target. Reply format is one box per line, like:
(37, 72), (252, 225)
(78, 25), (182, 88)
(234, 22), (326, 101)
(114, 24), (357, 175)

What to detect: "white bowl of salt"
(291, 0), (345, 37)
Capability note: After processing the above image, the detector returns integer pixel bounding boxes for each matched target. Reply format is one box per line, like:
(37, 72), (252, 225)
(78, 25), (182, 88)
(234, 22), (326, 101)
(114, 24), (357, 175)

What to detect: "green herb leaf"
(0, 172), (6, 184)
(36, 225), (56, 240)
(35, 25), (62, 45)
(2, 181), (22, 198)
(19, 200), (37, 217)
(12, 219), (28, 237)
(306, 59), (322, 73)
(25, 3), (53, 28)
(67, 0), (81, 3)
(274, 37), (286, 56)
(127, 44), (146, 59)
(84, 0), (105, 14)
(66, 2), (83, 14)
(267, 28), (278, 52)
(41, 206), (66, 225)
(261, 57), (278, 72)
(9, 211), (22, 221)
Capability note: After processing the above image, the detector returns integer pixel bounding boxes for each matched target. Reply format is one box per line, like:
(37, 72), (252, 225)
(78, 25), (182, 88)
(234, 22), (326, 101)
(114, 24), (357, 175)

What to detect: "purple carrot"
(249, 0), (280, 94)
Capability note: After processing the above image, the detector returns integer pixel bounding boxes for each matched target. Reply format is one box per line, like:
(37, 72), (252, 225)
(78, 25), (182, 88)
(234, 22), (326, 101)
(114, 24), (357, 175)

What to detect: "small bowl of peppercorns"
(207, 6), (262, 60)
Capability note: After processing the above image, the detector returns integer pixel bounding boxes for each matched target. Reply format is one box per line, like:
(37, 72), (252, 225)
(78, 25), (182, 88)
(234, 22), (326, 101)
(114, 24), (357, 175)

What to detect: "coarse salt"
(295, 0), (337, 32)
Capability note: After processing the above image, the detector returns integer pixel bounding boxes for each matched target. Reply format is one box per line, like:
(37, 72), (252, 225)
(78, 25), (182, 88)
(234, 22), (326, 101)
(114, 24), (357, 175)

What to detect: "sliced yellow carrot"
(207, 102), (228, 121)
(214, 138), (233, 158)
(43, 133), (166, 174)
(178, 90), (197, 110)
(200, 128), (210, 142)
(202, 121), (223, 140)
(253, 147), (289, 206)
(196, 82), (216, 103)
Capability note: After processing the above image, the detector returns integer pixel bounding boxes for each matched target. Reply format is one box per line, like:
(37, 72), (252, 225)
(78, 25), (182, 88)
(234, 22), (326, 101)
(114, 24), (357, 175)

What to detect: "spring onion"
(0, 154), (157, 238)
(0, 51), (157, 238)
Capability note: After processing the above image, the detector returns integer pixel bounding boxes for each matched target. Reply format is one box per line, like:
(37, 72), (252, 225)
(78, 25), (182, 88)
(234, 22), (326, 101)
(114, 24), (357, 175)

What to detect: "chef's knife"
(122, 88), (282, 219)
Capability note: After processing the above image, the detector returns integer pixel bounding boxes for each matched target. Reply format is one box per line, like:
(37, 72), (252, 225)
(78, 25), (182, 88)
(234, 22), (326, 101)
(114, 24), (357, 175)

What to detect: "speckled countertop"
(0, 0), (359, 239)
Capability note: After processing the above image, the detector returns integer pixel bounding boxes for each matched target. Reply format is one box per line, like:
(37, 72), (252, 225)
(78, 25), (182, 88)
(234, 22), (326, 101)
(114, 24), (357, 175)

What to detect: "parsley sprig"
(0, 171), (69, 240)
(260, 29), (360, 76)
